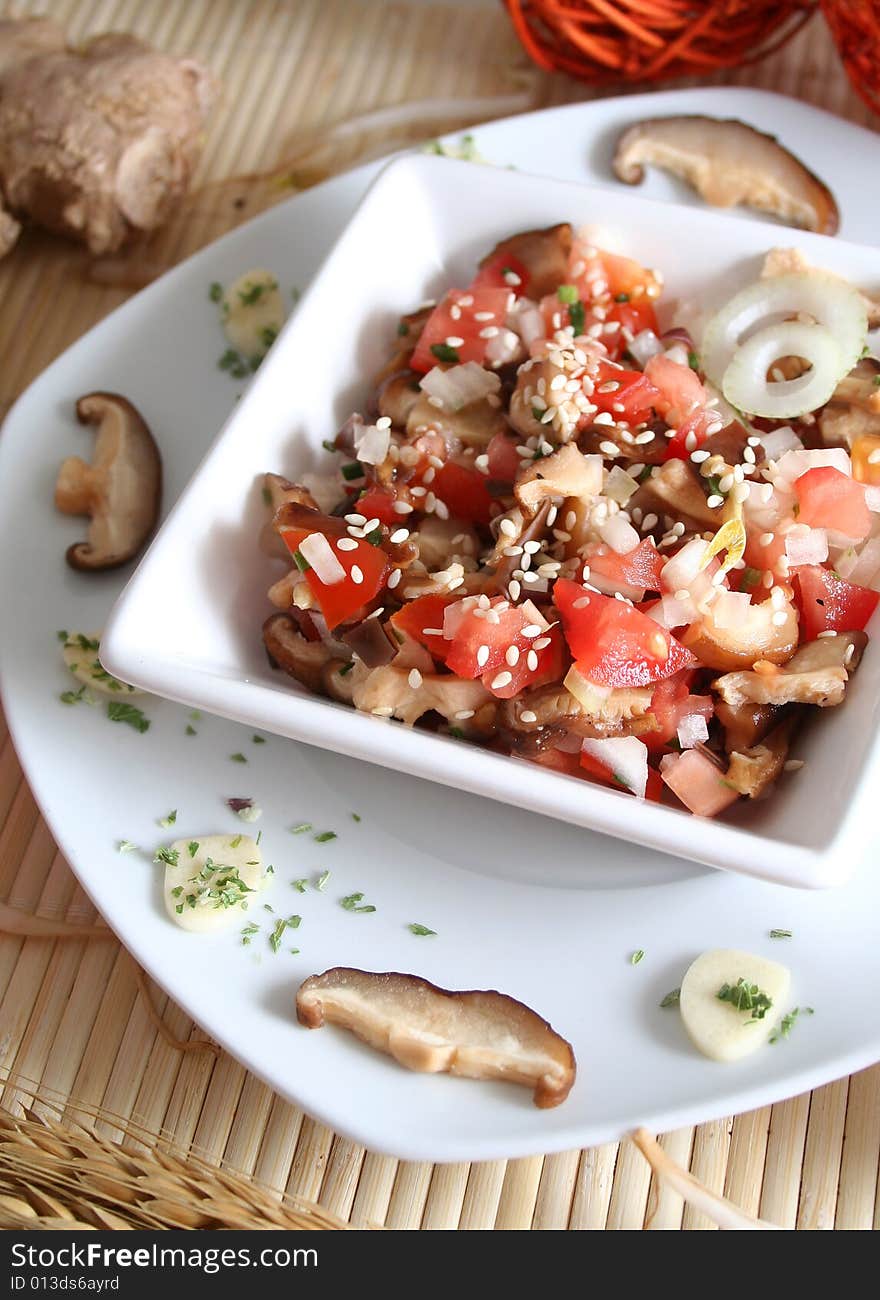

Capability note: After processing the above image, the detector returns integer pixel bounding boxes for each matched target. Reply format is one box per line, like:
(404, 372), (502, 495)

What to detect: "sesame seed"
(706, 494), (724, 509)
(572, 596), (591, 609)
(718, 473), (734, 493)
(521, 624), (542, 638)
(760, 532), (775, 546)
(445, 335), (464, 348)
(522, 572), (541, 584)
(784, 759), (804, 771)
(748, 436), (761, 447)
(427, 396), (444, 409)
(336, 537), (358, 551)
(345, 513), (366, 525)
(506, 646), (520, 666)
(508, 579), (521, 601)
(350, 565), (364, 585)
(375, 416), (391, 430)
(546, 505), (558, 526)
(527, 650), (539, 671)
(449, 304), (461, 320)
(690, 449), (711, 464)
(743, 446), (756, 464)
(422, 627), (444, 637)
(762, 571), (774, 589)
(523, 540), (542, 554)
(491, 670), (513, 689)
(393, 501), (414, 514)
(817, 629), (838, 638)
(371, 706), (394, 717)
(641, 513), (658, 531)
(458, 294), (474, 307)
(520, 710), (537, 724)
(532, 636), (551, 650)
(476, 645), (490, 668)
(388, 568), (402, 589)
(845, 643), (855, 664)
(408, 669), (423, 689)
(600, 440), (621, 457)
(634, 430), (655, 445)
(454, 709), (475, 720)
(594, 411), (614, 426)
(499, 518), (518, 537)
(389, 528), (410, 544)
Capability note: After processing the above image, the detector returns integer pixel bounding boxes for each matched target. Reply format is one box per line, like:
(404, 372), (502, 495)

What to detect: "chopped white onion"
(702, 271), (868, 386)
(841, 535), (880, 588)
(660, 537), (709, 592)
(710, 589), (753, 631)
(604, 465), (639, 505)
(581, 736), (649, 799)
(664, 342), (691, 368)
(627, 329), (664, 369)
(756, 426), (803, 462)
(299, 532), (346, 585)
(677, 713), (710, 750)
(484, 329), (522, 367)
(865, 486), (880, 513)
(508, 298), (546, 347)
(599, 513), (641, 555)
(785, 527), (828, 566)
(353, 421), (391, 465)
(419, 361), (501, 411)
(656, 593), (695, 627)
(721, 320), (845, 419)
(589, 570), (645, 603)
(768, 447), (851, 493)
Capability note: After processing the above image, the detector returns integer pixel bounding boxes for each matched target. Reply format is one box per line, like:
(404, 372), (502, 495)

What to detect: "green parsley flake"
(187, 841), (200, 859)
(107, 702), (150, 733)
(60, 685), (88, 706)
(252, 734), (266, 744)
(158, 810), (177, 829)
(322, 438), (337, 453)
(313, 831), (337, 843)
(229, 834), (243, 848)
(117, 840), (138, 854)
(241, 921), (259, 946)
(209, 282), (223, 302)
(189, 710), (202, 721)
(341, 462), (364, 481)
(291, 822), (312, 835)
(230, 752), (247, 764)
(630, 949), (645, 966)
(397, 321), (409, 337)
(315, 870), (331, 891)
(770, 1006), (814, 1043)
(291, 878), (308, 892)
(218, 348), (249, 379)
(185, 725), (197, 736)
(660, 988), (681, 1008)
(340, 892), (376, 914)
(717, 977), (773, 1022)
(557, 284), (578, 304)
(568, 301), (586, 335)
(56, 630), (69, 642)
(292, 549), (311, 573)
(238, 279), (275, 306)
(739, 566), (762, 593)
(408, 923), (436, 937)
(688, 350), (700, 370)
(154, 847), (180, 867)
(351, 812), (361, 823)
(769, 929), (793, 939)
(430, 343), (460, 364)
(614, 292), (630, 304)
(269, 914), (301, 953)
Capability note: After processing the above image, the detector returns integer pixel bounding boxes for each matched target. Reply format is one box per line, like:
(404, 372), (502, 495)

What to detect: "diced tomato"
(356, 486), (400, 527)
(851, 434), (880, 487)
(793, 466), (870, 540)
(598, 299), (660, 361)
(660, 750), (739, 817)
(663, 406), (718, 462)
(390, 594), (455, 661)
(410, 287), (512, 374)
(591, 361), (659, 423)
(554, 578), (695, 688)
(743, 526), (787, 587)
(471, 252), (529, 297)
(596, 251), (661, 302)
(529, 746), (590, 781)
(793, 564), (879, 639)
(432, 461), (493, 525)
(578, 748), (620, 789)
(483, 625), (565, 699)
(587, 539), (665, 595)
(643, 672), (713, 754)
(280, 526), (389, 630)
(486, 432), (522, 484)
(442, 598), (564, 697)
(644, 354), (707, 427)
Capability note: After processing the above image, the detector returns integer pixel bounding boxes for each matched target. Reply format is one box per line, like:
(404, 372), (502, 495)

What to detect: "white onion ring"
(701, 272), (867, 387)
(721, 320), (845, 418)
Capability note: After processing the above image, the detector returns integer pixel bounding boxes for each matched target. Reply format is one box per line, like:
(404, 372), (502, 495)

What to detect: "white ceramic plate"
(102, 149), (880, 890)
(2, 89), (880, 1162)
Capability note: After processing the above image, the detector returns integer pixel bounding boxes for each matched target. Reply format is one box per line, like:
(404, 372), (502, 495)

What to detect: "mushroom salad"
(260, 224), (880, 818)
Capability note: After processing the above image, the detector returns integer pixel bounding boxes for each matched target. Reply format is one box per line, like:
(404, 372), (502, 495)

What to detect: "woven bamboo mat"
(1, 0), (879, 1231)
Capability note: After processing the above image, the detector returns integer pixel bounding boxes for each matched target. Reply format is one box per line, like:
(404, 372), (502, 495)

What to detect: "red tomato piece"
(486, 432), (522, 484)
(356, 486), (400, 527)
(644, 354), (707, 427)
(793, 466), (871, 540)
(794, 564), (879, 639)
(483, 625), (566, 699)
(596, 251), (661, 301)
(280, 526), (389, 630)
(471, 252), (530, 296)
(554, 578), (696, 687)
(663, 406), (718, 462)
(432, 461), (493, 525)
(443, 598), (563, 697)
(390, 594), (455, 661)
(643, 672), (713, 754)
(410, 287), (512, 373)
(586, 540), (665, 595)
(591, 361), (659, 423)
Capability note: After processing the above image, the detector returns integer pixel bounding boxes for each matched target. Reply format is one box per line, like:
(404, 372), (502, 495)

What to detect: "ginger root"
(0, 18), (218, 259)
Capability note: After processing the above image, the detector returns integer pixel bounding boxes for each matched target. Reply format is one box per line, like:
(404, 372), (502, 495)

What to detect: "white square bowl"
(102, 153), (880, 890)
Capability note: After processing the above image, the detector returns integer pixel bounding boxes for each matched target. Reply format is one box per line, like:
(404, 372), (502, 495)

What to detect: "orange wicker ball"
(504, 1), (817, 84)
(821, 1), (880, 115)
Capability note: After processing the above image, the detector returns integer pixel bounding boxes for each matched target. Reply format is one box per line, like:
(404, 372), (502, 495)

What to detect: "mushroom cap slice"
(55, 392), (161, 571)
(613, 116), (839, 237)
(296, 968), (576, 1108)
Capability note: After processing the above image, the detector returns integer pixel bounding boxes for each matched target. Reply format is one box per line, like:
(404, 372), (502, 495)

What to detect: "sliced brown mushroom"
(54, 392), (161, 571)
(263, 612), (348, 695)
(377, 370), (422, 427)
(405, 391), (505, 450)
(478, 223), (573, 300)
(295, 968), (576, 1109)
(715, 699), (779, 755)
(629, 459), (721, 533)
(514, 444), (602, 517)
(682, 597), (799, 672)
(724, 716), (798, 799)
(712, 631), (866, 708)
(502, 682), (656, 740)
(351, 663), (495, 732)
(260, 473), (319, 557)
(613, 117), (839, 236)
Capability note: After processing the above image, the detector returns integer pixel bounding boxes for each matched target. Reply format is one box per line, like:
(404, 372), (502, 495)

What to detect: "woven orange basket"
(821, 1), (880, 115)
(504, 1), (817, 83)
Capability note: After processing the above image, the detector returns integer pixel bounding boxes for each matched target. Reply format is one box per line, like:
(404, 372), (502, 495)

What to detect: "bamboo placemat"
(1, 0), (879, 1231)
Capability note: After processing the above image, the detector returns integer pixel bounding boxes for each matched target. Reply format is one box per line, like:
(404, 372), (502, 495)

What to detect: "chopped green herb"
(717, 977), (773, 1021)
(568, 300), (586, 335)
(614, 292), (630, 303)
(56, 630), (69, 642)
(557, 284), (578, 304)
(60, 685), (88, 706)
(266, 863), (274, 874)
(338, 661), (354, 677)
(769, 929), (793, 939)
(660, 988), (681, 1008)
(107, 702), (150, 732)
(158, 810), (177, 829)
(256, 830), (262, 845)
(171, 886), (183, 898)
(189, 710), (202, 721)
(315, 870), (331, 891)
(630, 949), (645, 966)
(175, 903), (184, 915)
(341, 461), (364, 481)
(408, 923), (436, 937)
(637, 465), (654, 484)
(153, 846), (180, 867)
(289, 947), (301, 955)
(873, 375), (880, 387)
(185, 725), (197, 737)
(292, 549), (311, 573)
(613, 773), (631, 790)
(209, 281), (223, 302)
(290, 822), (312, 835)
(688, 350), (700, 370)
(704, 475), (723, 498)
(740, 566), (762, 593)
(313, 831), (337, 843)
(292, 878), (308, 892)
(770, 1006), (813, 1043)
(397, 321), (409, 337)
(262, 486), (273, 507)
(430, 343), (460, 364)
(447, 726), (466, 740)
(260, 326), (278, 350)
(117, 840), (138, 854)
(70, 633), (100, 652)
(263, 903), (274, 913)
(238, 278), (276, 306)
(531, 406), (545, 421)
(230, 752), (247, 763)
(218, 348), (249, 378)
(241, 921), (259, 946)
(229, 834), (243, 848)
(322, 438), (337, 453)
(340, 892), (376, 914)
(252, 734), (265, 745)
(365, 527), (383, 546)
(351, 812), (361, 823)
